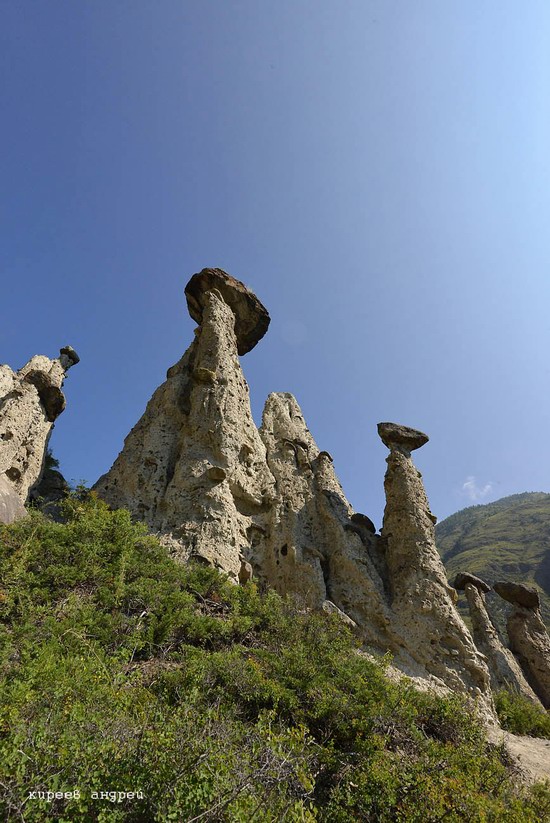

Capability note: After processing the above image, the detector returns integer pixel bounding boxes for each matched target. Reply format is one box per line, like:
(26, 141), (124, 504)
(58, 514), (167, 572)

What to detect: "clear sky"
(2, 1), (550, 527)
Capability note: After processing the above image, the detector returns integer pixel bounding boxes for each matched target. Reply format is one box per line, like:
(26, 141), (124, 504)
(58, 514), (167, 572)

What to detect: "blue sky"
(2, 1), (550, 527)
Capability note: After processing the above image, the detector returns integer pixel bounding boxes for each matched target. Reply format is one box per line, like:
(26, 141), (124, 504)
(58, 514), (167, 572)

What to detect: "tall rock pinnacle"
(95, 272), (495, 716)
(492, 583), (550, 708)
(378, 422), (491, 698)
(0, 347), (79, 508)
(94, 269), (275, 579)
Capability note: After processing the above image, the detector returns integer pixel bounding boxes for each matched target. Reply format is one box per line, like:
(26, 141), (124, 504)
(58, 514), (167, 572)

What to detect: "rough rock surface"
(463, 583), (542, 704)
(95, 270), (494, 715)
(0, 474), (27, 524)
(506, 605), (550, 708)
(0, 348), (78, 504)
(493, 581), (541, 610)
(453, 572), (491, 594)
(185, 268), (270, 355)
(378, 427), (491, 701)
(377, 422), (429, 452)
(95, 276), (276, 580)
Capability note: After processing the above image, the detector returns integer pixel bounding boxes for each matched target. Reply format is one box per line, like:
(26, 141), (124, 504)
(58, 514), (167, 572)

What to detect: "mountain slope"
(436, 492), (550, 630)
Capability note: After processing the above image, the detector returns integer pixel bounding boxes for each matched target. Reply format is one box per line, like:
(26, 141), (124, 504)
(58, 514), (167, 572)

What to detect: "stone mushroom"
(185, 268), (270, 355)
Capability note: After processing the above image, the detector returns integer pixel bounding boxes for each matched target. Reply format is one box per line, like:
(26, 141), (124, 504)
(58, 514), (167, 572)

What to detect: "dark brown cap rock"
(453, 572), (491, 594)
(493, 581), (540, 610)
(185, 268), (270, 355)
(60, 346), (80, 367)
(377, 422), (429, 452)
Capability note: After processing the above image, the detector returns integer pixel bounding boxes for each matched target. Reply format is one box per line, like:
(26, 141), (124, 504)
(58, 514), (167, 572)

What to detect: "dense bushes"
(1, 495), (549, 821)
(495, 690), (550, 739)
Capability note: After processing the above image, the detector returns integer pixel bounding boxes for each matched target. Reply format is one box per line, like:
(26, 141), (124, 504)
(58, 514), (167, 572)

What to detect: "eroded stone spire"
(457, 580), (542, 705)
(0, 347), (79, 507)
(493, 582), (550, 708)
(378, 422), (491, 700)
(94, 273), (497, 715)
(94, 269), (275, 579)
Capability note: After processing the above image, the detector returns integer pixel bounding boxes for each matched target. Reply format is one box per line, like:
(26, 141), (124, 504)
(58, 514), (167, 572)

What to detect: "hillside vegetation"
(1, 495), (549, 821)
(436, 493), (550, 631)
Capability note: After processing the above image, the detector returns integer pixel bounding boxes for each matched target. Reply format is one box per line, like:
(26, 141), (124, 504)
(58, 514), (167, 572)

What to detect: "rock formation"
(377, 423), (490, 698)
(494, 581), (540, 610)
(94, 270), (276, 580)
(459, 581), (542, 705)
(95, 269), (495, 715)
(493, 582), (550, 708)
(0, 346), (79, 518)
(0, 474), (26, 524)
(453, 572), (491, 594)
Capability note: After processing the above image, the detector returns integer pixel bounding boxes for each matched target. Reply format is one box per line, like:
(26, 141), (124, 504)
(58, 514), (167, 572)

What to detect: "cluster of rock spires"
(453, 574), (550, 708)
(3, 269), (549, 717)
(0, 347), (78, 523)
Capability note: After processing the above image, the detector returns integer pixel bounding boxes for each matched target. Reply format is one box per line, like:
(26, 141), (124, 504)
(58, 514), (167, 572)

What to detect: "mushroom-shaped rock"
(185, 268), (270, 355)
(454, 572), (491, 594)
(494, 581), (540, 610)
(60, 345), (80, 368)
(377, 422), (429, 452)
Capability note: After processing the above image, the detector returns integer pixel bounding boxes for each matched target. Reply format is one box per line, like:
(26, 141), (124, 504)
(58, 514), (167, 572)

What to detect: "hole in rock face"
(6, 467), (21, 481)
(280, 544), (288, 557)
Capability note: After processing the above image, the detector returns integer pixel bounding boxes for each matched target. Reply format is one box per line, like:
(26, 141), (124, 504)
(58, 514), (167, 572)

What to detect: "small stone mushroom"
(59, 345), (80, 369)
(453, 572), (491, 594)
(493, 581), (540, 610)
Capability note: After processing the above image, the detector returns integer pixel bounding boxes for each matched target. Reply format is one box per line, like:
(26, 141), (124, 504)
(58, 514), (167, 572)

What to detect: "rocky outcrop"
(95, 271), (276, 580)
(494, 581), (540, 610)
(0, 475), (26, 524)
(506, 608), (550, 708)
(378, 423), (491, 699)
(95, 269), (494, 714)
(490, 582), (550, 708)
(0, 347), (78, 515)
(453, 572), (491, 594)
(462, 583), (542, 704)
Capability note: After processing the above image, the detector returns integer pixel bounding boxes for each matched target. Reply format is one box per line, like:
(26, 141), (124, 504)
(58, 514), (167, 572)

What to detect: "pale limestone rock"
(258, 392), (396, 655)
(94, 271), (496, 716)
(506, 605), (550, 708)
(463, 583), (542, 705)
(0, 349), (78, 504)
(379, 424), (492, 703)
(0, 474), (26, 524)
(95, 274), (276, 581)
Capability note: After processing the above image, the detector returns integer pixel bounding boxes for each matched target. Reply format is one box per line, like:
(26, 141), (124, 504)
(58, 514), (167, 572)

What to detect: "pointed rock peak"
(378, 421), (429, 452)
(185, 268), (270, 355)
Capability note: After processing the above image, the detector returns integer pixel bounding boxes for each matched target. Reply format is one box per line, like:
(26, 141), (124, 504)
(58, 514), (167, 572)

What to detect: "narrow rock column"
(95, 269), (276, 580)
(378, 422), (492, 702)
(460, 579), (542, 705)
(494, 582), (550, 708)
(0, 346), (79, 504)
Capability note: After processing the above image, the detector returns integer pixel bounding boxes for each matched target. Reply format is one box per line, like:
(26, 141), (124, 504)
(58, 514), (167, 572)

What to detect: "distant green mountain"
(436, 492), (550, 632)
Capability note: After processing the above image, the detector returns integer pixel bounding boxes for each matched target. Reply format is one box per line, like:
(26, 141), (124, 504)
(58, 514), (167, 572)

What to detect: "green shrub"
(0, 495), (549, 821)
(495, 689), (550, 739)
